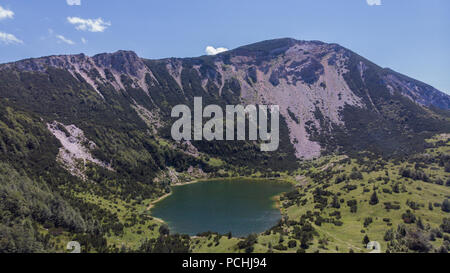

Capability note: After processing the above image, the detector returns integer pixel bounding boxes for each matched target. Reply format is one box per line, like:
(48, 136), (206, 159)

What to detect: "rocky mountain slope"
(1, 38), (448, 162)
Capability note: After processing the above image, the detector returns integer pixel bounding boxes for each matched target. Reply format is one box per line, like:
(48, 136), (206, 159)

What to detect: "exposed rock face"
(1, 50), (156, 97)
(92, 50), (144, 76)
(47, 121), (113, 179)
(205, 41), (364, 158)
(2, 38), (449, 160)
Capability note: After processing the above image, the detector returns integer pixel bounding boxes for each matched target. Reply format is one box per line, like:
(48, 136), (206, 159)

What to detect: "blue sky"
(0, 0), (449, 94)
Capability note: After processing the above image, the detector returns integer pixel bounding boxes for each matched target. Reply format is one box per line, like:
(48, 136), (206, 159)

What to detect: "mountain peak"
(224, 38), (327, 56)
(92, 50), (144, 76)
(93, 50), (139, 60)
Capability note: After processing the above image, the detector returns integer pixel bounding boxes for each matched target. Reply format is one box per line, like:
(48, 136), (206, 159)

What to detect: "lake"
(151, 179), (292, 237)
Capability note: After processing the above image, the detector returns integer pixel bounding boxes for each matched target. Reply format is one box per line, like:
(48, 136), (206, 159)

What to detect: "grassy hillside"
(185, 134), (450, 253)
(42, 134), (448, 254)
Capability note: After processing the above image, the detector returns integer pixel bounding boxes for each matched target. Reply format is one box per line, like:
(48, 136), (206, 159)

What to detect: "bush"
(331, 195), (341, 209)
(238, 234), (257, 250)
(406, 230), (432, 253)
(363, 235), (370, 245)
(288, 240), (297, 248)
(347, 199), (358, 213)
(441, 218), (450, 233)
(384, 202), (401, 211)
(442, 199), (450, 213)
(159, 224), (170, 236)
(402, 210), (417, 224)
(273, 244), (288, 251)
(384, 229), (395, 241)
(350, 170), (363, 180)
(245, 246), (254, 253)
(364, 217), (373, 228)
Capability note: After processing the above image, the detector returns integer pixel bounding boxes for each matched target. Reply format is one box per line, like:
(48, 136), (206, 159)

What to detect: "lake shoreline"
(172, 176), (295, 187)
(146, 191), (172, 212)
(148, 176), (292, 210)
(146, 176), (292, 236)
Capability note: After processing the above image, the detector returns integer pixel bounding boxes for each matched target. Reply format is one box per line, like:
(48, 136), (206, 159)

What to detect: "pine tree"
(416, 218), (424, 230)
(363, 235), (370, 245)
(369, 191), (379, 205)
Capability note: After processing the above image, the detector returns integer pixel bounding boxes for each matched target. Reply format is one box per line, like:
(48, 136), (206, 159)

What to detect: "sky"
(0, 0), (449, 94)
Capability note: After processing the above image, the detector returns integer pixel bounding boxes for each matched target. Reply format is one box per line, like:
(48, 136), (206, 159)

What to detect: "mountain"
(0, 38), (449, 253)
(1, 38), (449, 162)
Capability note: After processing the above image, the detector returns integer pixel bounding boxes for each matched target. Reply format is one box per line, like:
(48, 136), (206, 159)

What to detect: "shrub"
(273, 244), (288, 251)
(406, 230), (432, 253)
(159, 224), (170, 236)
(441, 218), (450, 233)
(442, 199), (450, 213)
(347, 199), (358, 213)
(364, 217), (373, 228)
(402, 210), (417, 224)
(288, 240), (297, 248)
(384, 229), (395, 241)
(331, 195), (341, 209)
(238, 234), (258, 249)
(363, 235), (370, 245)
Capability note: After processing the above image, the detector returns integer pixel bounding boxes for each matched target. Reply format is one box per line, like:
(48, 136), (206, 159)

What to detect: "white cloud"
(366, 0), (382, 6)
(57, 35), (75, 45)
(81, 37), (87, 44)
(0, 31), (23, 45)
(0, 5), (14, 20)
(205, 46), (228, 56)
(67, 0), (81, 5)
(67, 17), (111, 32)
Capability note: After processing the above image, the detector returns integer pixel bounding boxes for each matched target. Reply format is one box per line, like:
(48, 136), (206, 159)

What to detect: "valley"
(0, 38), (449, 253)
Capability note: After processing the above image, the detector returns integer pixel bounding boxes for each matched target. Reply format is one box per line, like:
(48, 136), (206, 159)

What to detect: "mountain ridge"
(0, 37), (449, 161)
(2, 38), (449, 108)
